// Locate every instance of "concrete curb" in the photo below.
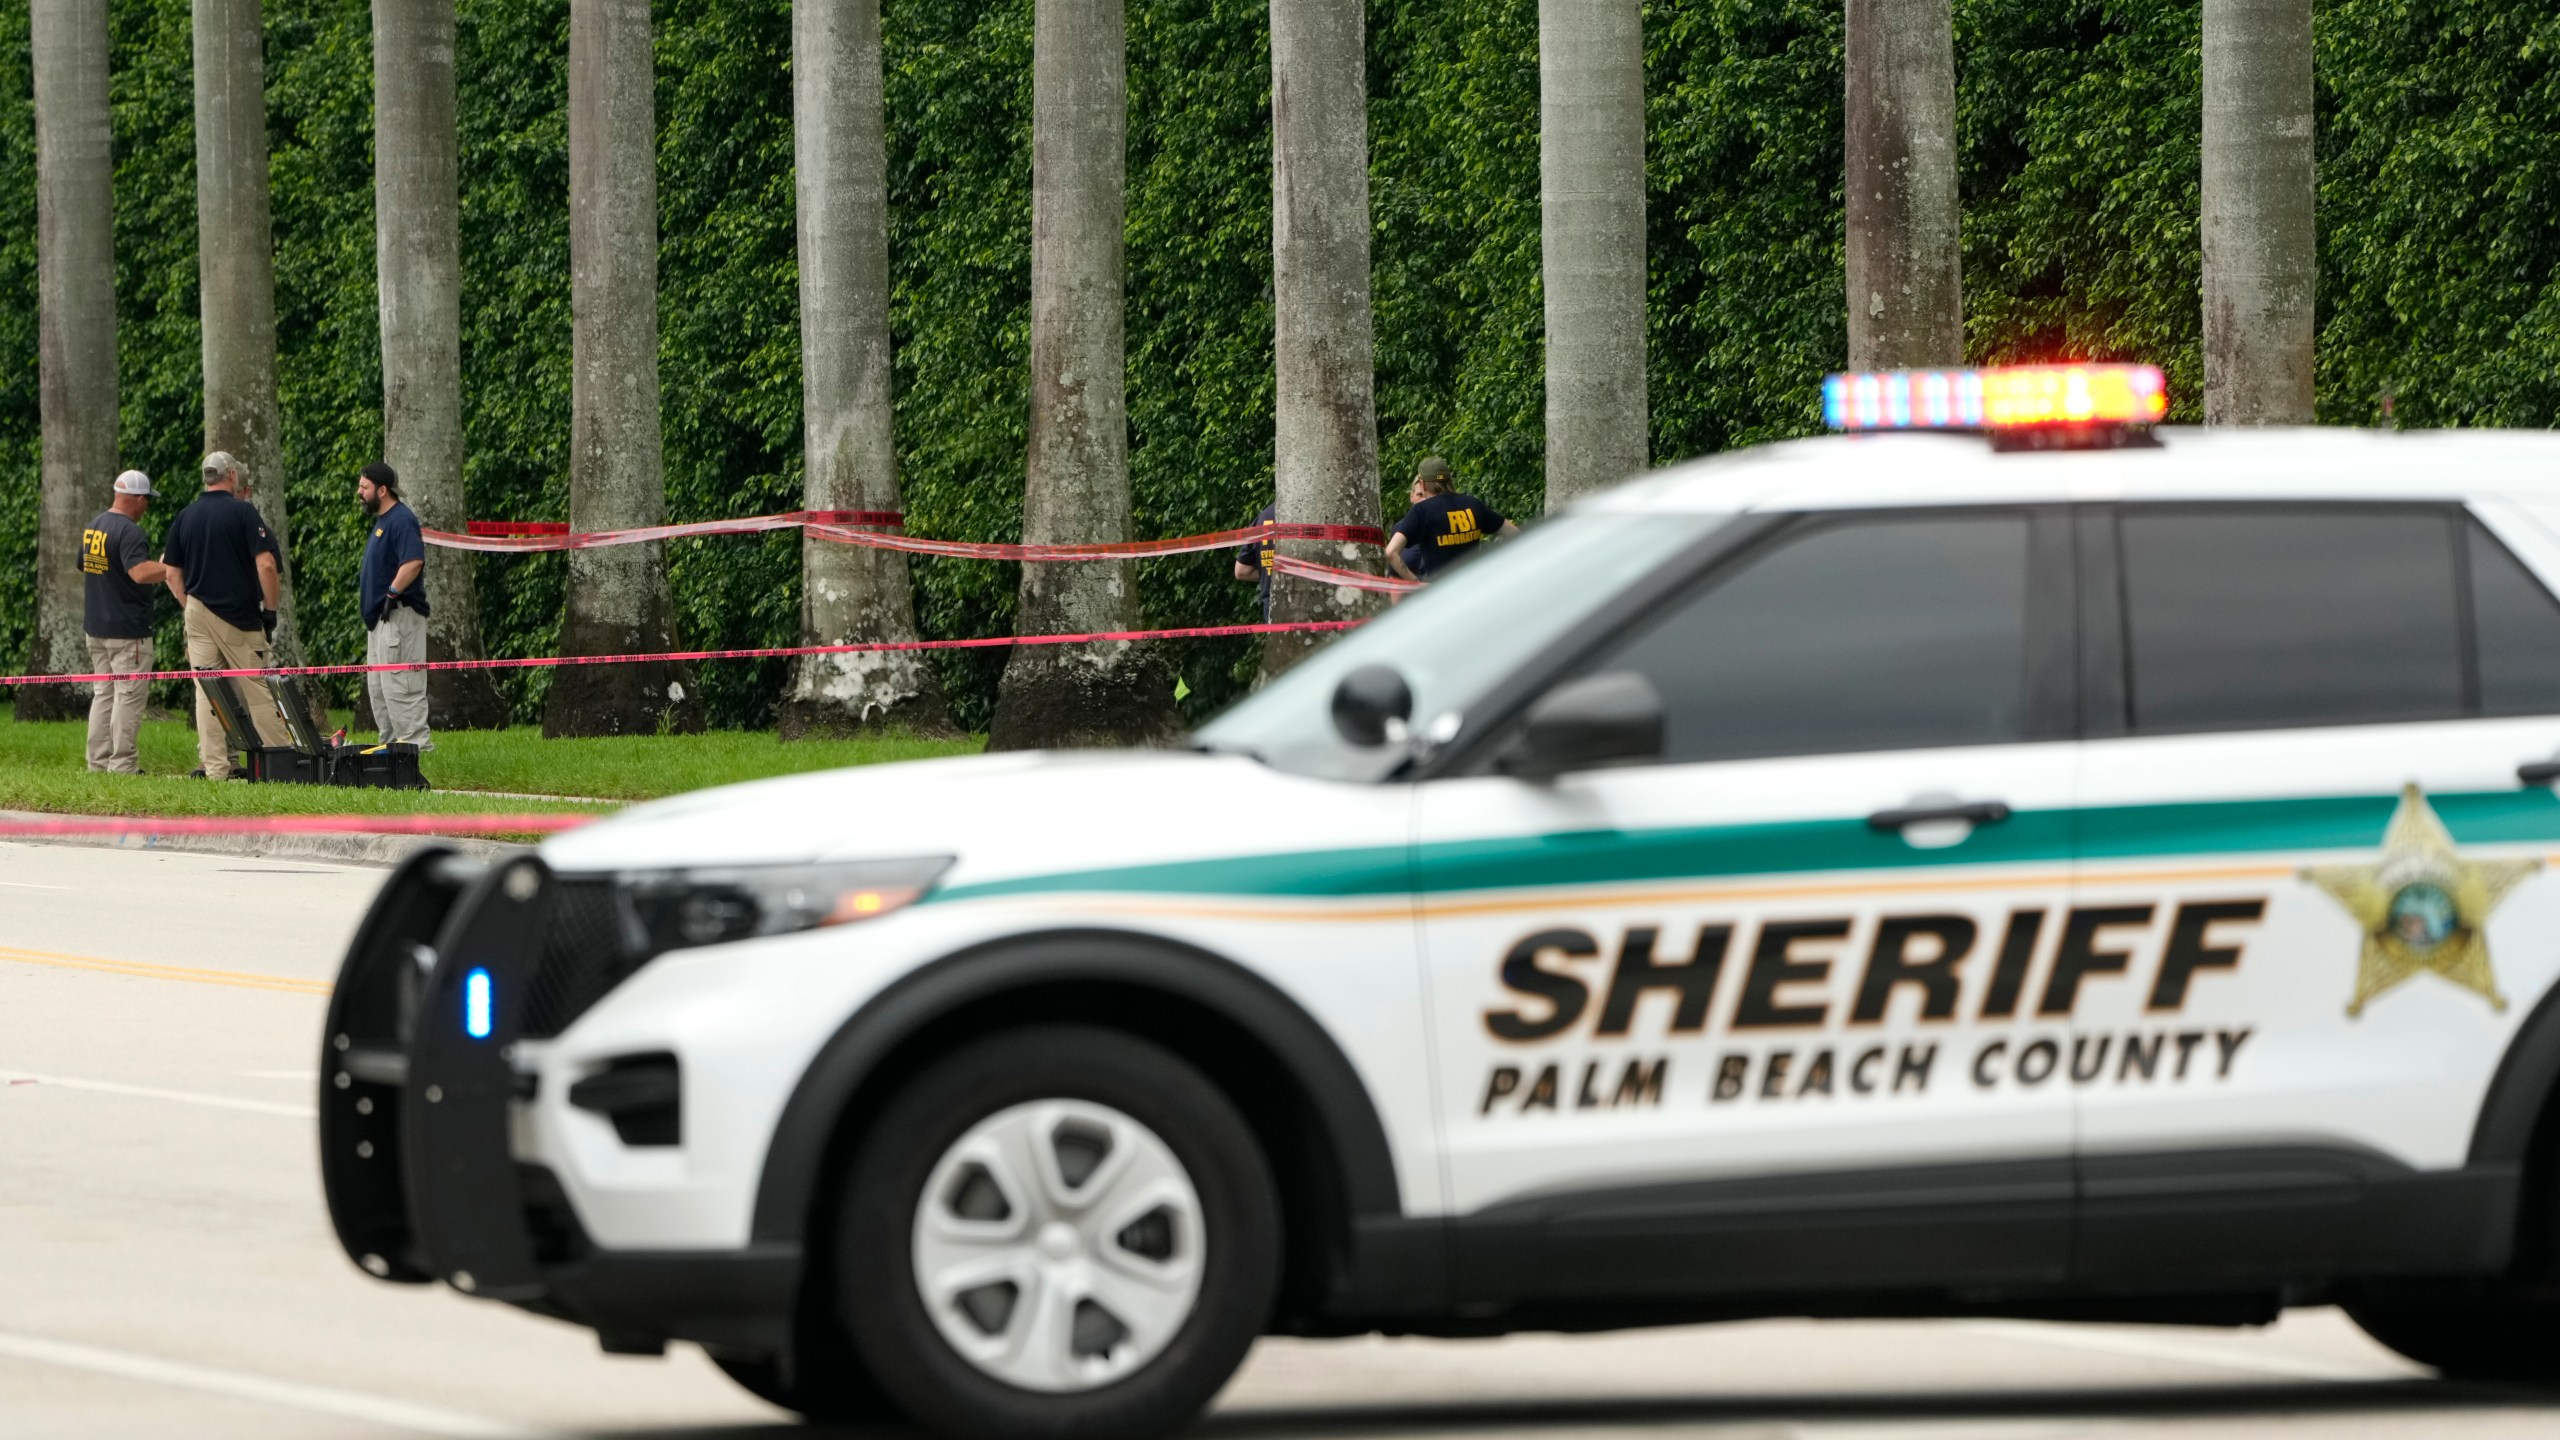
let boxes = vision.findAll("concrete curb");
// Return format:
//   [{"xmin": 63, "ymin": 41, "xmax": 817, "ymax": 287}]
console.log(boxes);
[{"xmin": 0, "ymin": 811, "xmax": 533, "ymax": 868}]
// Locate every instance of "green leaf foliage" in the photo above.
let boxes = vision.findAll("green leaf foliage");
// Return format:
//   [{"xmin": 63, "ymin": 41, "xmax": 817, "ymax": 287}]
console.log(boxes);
[
  {"xmin": 2315, "ymin": 3, "xmax": 2560, "ymax": 426},
  {"xmin": 0, "ymin": 3, "xmax": 33, "ymax": 679},
  {"xmin": 4, "ymin": 0, "xmax": 2557, "ymax": 728},
  {"xmin": 1956, "ymin": 0, "xmax": 2204, "ymax": 412}
]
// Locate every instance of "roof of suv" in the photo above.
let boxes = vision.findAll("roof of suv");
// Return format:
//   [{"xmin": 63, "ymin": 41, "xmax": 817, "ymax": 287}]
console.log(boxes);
[{"xmin": 1595, "ymin": 427, "xmax": 2560, "ymax": 516}]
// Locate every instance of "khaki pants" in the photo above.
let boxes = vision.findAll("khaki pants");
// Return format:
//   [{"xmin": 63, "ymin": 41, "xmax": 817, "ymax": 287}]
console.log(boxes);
[
  {"xmin": 184, "ymin": 598, "xmax": 288, "ymax": 778},
  {"xmin": 365, "ymin": 605, "xmax": 432, "ymax": 748},
  {"xmin": 83, "ymin": 635, "xmax": 151, "ymax": 773}
]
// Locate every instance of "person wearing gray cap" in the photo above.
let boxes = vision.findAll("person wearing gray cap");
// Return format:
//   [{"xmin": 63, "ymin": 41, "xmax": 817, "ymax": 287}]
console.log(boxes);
[
  {"xmin": 160, "ymin": 451, "xmax": 289, "ymax": 777},
  {"xmin": 80, "ymin": 470, "xmax": 168, "ymax": 773}
]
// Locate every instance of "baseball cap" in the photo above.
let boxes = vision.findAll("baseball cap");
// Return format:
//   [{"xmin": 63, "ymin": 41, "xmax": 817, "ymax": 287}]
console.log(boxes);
[
  {"xmin": 201, "ymin": 450, "xmax": 241, "ymax": 483},
  {"xmin": 112, "ymin": 469, "xmax": 153, "ymax": 497},
  {"xmin": 1415, "ymin": 456, "xmax": 1453, "ymax": 484}
]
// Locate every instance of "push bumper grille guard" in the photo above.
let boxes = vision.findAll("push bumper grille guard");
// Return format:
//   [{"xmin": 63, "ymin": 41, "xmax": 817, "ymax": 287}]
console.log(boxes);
[{"xmin": 317, "ymin": 848, "xmax": 798, "ymax": 1356}]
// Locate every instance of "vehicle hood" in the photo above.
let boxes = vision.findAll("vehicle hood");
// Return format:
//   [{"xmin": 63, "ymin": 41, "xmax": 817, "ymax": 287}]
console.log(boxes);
[{"xmin": 537, "ymin": 748, "xmax": 1332, "ymax": 890}]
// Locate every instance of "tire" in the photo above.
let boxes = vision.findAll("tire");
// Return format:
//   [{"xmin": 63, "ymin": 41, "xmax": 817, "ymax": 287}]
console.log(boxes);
[
  {"xmin": 2346, "ymin": 1292, "xmax": 2560, "ymax": 1383},
  {"xmin": 836, "ymin": 1024, "xmax": 1280, "ymax": 1440},
  {"xmin": 710, "ymin": 1336, "xmax": 902, "ymax": 1424},
  {"xmin": 710, "ymin": 1352, "xmax": 795, "ymax": 1408}
]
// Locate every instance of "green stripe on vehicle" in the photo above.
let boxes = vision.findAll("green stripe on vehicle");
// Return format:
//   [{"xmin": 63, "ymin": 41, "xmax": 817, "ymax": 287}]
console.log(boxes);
[
  {"xmin": 1406, "ymin": 808, "xmax": 2080, "ymax": 895},
  {"xmin": 2076, "ymin": 789, "xmax": 2560, "ymax": 860},
  {"xmin": 927, "ymin": 786, "xmax": 2560, "ymax": 904}
]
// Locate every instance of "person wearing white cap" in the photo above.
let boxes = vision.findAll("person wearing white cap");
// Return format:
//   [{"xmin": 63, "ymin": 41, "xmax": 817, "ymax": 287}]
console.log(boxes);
[{"xmin": 79, "ymin": 470, "xmax": 168, "ymax": 773}]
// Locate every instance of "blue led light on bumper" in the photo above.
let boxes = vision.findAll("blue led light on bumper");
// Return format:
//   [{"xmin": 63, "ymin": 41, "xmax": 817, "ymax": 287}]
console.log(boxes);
[{"xmin": 463, "ymin": 967, "xmax": 494, "ymax": 1040}]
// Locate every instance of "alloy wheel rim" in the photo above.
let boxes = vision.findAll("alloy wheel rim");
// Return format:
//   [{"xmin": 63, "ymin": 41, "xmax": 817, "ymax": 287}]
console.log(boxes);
[{"xmin": 911, "ymin": 1098, "xmax": 1207, "ymax": 1393}]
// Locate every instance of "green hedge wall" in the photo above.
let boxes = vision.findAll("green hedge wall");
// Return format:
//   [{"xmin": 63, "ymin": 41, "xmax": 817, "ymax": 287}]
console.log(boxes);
[{"xmin": 2, "ymin": 0, "xmax": 2557, "ymax": 730}]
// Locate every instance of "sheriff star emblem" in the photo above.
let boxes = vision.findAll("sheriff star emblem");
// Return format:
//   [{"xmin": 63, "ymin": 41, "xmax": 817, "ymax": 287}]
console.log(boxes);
[{"xmin": 2301, "ymin": 784, "xmax": 2539, "ymax": 1017}]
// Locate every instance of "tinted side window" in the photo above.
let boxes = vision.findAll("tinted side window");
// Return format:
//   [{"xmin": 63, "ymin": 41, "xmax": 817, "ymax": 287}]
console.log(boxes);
[
  {"xmin": 2120, "ymin": 508, "xmax": 2461, "ymax": 733},
  {"xmin": 1594, "ymin": 514, "xmax": 2031, "ymax": 762},
  {"xmin": 2472, "ymin": 521, "xmax": 2560, "ymax": 715}
]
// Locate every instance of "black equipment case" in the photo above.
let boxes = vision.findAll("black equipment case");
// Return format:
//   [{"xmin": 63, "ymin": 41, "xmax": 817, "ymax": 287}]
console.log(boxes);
[
  {"xmin": 199, "ymin": 673, "xmax": 325, "ymax": 783},
  {"xmin": 335, "ymin": 742, "xmax": 429, "ymax": 791},
  {"xmin": 197, "ymin": 672, "xmax": 429, "ymax": 789}
]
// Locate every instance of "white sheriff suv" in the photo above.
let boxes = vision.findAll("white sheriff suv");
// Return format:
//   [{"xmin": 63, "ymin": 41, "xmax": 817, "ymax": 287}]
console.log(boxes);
[{"xmin": 323, "ymin": 368, "xmax": 2560, "ymax": 1438}]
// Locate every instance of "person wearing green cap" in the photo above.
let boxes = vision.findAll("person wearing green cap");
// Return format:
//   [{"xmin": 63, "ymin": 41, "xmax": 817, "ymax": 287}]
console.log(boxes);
[{"xmin": 1384, "ymin": 456, "xmax": 1519, "ymax": 583}]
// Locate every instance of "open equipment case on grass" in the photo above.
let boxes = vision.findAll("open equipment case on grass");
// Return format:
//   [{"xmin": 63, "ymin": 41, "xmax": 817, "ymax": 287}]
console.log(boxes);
[{"xmin": 199, "ymin": 673, "xmax": 429, "ymax": 790}]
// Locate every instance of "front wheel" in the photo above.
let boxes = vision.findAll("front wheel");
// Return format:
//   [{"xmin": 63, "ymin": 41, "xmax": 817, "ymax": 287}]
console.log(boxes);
[
  {"xmin": 2346, "ymin": 1290, "xmax": 2560, "ymax": 1383},
  {"xmin": 836, "ymin": 1025, "xmax": 1280, "ymax": 1440},
  {"xmin": 709, "ymin": 1336, "xmax": 900, "ymax": 1423}
]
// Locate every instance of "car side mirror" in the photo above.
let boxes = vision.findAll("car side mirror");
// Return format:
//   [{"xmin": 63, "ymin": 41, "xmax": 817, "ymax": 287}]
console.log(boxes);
[
  {"xmin": 1500, "ymin": 671, "xmax": 1663, "ymax": 778},
  {"xmin": 1331, "ymin": 664, "xmax": 1414, "ymax": 747}
]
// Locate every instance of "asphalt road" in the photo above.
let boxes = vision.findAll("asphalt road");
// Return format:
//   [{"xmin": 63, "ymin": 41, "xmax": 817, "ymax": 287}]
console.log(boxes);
[{"xmin": 2, "ymin": 840, "xmax": 2555, "ymax": 1439}]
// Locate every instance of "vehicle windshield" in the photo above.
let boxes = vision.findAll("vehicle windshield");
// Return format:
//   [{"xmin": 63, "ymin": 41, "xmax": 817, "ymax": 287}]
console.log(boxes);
[{"xmin": 1195, "ymin": 510, "xmax": 1731, "ymax": 780}]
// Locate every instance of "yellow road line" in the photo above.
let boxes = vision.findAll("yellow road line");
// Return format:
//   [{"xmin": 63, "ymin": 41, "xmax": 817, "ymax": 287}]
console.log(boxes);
[{"xmin": 0, "ymin": 944, "xmax": 331, "ymax": 997}]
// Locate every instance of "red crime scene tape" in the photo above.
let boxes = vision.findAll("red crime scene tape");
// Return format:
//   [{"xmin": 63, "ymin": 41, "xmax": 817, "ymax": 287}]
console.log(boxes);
[
  {"xmin": 1270, "ymin": 554, "xmax": 1422, "ymax": 594},
  {"xmin": 801, "ymin": 520, "xmax": 1387, "ymax": 563},
  {"xmin": 432, "ymin": 513, "xmax": 1383, "ymax": 557},
  {"xmin": 0, "ymin": 620, "xmax": 1363, "ymax": 688},
  {"xmin": 463, "ymin": 520, "xmax": 571, "ymax": 536},
  {"xmin": 0, "ymin": 813, "xmax": 596, "ymax": 838},
  {"xmin": 451, "ymin": 510, "xmax": 908, "ymax": 545},
  {"xmin": 6, "ymin": 512, "xmax": 1409, "ymax": 687}
]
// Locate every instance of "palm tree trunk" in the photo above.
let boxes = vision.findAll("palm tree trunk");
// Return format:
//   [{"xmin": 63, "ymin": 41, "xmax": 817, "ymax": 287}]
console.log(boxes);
[
  {"xmin": 374, "ymin": 0, "xmax": 507, "ymax": 728},
  {"xmin": 546, "ymin": 0, "xmax": 696, "ymax": 737},
  {"xmin": 195, "ymin": 0, "xmax": 311, "ymax": 681},
  {"xmin": 26, "ymin": 0, "xmax": 116, "ymax": 723},
  {"xmin": 1843, "ymin": 0, "xmax": 1961, "ymax": 370},
  {"xmin": 779, "ymin": 0, "xmax": 955, "ymax": 740},
  {"xmin": 987, "ymin": 0, "xmax": 1177, "ymax": 749},
  {"xmin": 1540, "ymin": 0, "xmax": 1646, "ymax": 509},
  {"xmin": 1263, "ymin": 0, "xmax": 1383, "ymax": 678},
  {"xmin": 2201, "ymin": 0, "xmax": 2314, "ymax": 423}
]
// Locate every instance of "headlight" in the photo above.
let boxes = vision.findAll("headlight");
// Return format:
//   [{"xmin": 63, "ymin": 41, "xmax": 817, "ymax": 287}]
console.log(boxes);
[{"xmin": 616, "ymin": 856, "xmax": 954, "ymax": 956}]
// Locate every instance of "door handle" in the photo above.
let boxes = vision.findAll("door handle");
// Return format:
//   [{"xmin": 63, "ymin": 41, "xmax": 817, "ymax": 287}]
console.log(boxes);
[
  {"xmin": 2520, "ymin": 760, "xmax": 2560, "ymax": 787},
  {"xmin": 1868, "ymin": 800, "xmax": 2013, "ymax": 831}
]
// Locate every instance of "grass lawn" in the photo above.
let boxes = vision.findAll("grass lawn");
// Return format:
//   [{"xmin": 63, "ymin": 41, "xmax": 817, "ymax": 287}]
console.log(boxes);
[{"xmin": 0, "ymin": 708, "xmax": 981, "ymax": 818}]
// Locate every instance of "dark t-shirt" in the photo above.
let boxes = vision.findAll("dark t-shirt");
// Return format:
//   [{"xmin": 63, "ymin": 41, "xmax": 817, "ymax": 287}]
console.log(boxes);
[
  {"xmin": 1391, "ymin": 492, "xmax": 1507, "ymax": 577},
  {"xmin": 360, "ymin": 501, "xmax": 431, "ymax": 628},
  {"xmin": 81, "ymin": 510, "xmax": 155, "ymax": 640},
  {"xmin": 1236, "ymin": 502, "xmax": 1276, "ymax": 620},
  {"xmin": 162, "ymin": 490, "xmax": 280, "ymax": 631}
]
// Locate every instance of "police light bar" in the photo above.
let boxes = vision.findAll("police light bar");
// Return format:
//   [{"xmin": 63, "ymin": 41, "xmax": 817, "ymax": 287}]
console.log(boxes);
[{"xmin": 1823, "ymin": 364, "xmax": 2169, "ymax": 440}]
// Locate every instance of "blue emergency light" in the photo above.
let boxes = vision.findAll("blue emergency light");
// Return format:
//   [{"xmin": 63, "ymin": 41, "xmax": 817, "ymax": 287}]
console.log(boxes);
[{"xmin": 463, "ymin": 966, "xmax": 494, "ymax": 1040}]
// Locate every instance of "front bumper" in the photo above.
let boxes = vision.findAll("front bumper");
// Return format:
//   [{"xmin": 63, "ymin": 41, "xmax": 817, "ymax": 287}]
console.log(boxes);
[{"xmin": 316, "ymin": 847, "xmax": 799, "ymax": 1355}]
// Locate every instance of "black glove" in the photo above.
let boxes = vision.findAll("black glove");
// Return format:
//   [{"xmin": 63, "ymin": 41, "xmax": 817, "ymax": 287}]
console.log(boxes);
[{"xmin": 259, "ymin": 607, "xmax": 277, "ymax": 639}]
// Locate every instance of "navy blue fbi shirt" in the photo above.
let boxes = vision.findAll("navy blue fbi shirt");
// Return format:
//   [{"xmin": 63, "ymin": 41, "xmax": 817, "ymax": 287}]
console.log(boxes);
[
  {"xmin": 1236, "ymin": 502, "xmax": 1276, "ymax": 620},
  {"xmin": 81, "ymin": 510, "xmax": 155, "ymax": 639},
  {"xmin": 360, "ymin": 501, "xmax": 431, "ymax": 629},
  {"xmin": 1392, "ymin": 492, "xmax": 1507, "ymax": 577},
  {"xmin": 163, "ymin": 490, "xmax": 281, "ymax": 632}
]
